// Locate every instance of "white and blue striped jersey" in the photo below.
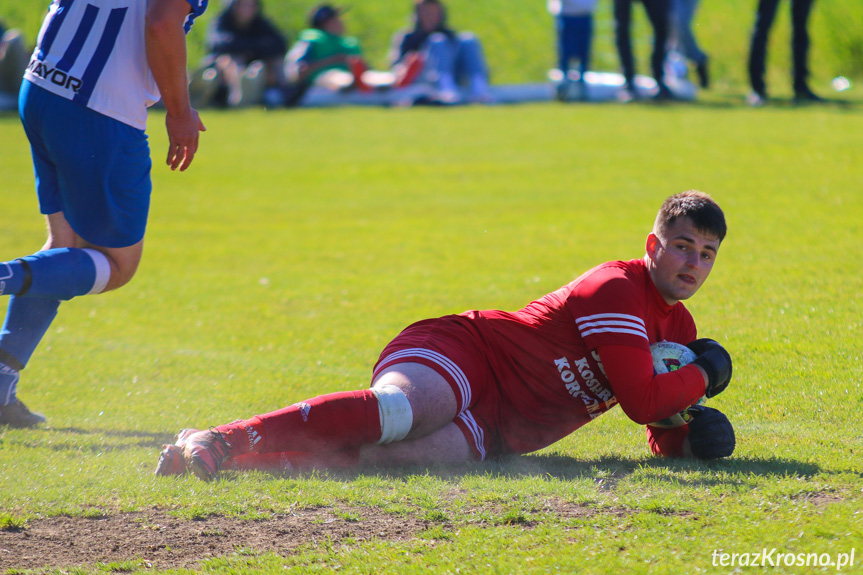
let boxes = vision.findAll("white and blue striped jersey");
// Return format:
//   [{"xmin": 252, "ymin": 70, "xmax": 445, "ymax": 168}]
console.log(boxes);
[{"xmin": 24, "ymin": 0, "xmax": 207, "ymax": 130}]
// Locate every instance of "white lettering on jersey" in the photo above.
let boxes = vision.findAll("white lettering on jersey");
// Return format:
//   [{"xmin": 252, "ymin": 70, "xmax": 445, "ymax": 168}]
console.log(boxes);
[
  {"xmin": 26, "ymin": 61, "xmax": 83, "ymax": 92},
  {"xmin": 555, "ymin": 355, "xmax": 616, "ymax": 418}
]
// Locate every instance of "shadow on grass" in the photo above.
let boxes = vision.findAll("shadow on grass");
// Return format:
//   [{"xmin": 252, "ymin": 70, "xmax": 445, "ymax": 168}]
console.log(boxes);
[
  {"xmin": 4, "ymin": 426, "xmax": 840, "ymax": 486},
  {"xmin": 2, "ymin": 426, "xmax": 175, "ymax": 452},
  {"xmin": 681, "ymin": 94, "xmax": 862, "ymax": 111},
  {"xmin": 228, "ymin": 452, "xmax": 831, "ymax": 490},
  {"xmin": 365, "ymin": 453, "xmax": 821, "ymax": 483}
]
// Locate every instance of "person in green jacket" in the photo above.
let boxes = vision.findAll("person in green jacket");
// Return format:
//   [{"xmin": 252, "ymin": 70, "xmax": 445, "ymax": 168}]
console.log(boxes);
[{"xmin": 284, "ymin": 4, "xmax": 376, "ymax": 103}]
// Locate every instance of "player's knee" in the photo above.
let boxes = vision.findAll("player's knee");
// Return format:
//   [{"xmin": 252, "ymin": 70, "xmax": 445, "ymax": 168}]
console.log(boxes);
[
  {"xmin": 103, "ymin": 264, "xmax": 138, "ymax": 291},
  {"xmin": 99, "ymin": 247, "xmax": 143, "ymax": 292},
  {"xmin": 371, "ymin": 384, "xmax": 414, "ymax": 445}
]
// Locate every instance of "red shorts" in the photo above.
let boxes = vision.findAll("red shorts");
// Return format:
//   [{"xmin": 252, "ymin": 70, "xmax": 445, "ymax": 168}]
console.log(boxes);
[{"xmin": 372, "ymin": 315, "xmax": 572, "ymax": 460}]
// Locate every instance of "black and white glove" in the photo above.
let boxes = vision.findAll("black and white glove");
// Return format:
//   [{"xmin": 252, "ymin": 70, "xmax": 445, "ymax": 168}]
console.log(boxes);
[
  {"xmin": 686, "ymin": 405, "xmax": 735, "ymax": 459},
  {"xmin": 687, "ymin": 338, "xmax": 732, "ymax": 398}
]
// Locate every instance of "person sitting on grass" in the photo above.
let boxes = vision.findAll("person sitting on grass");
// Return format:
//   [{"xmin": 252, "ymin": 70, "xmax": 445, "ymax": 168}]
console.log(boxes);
[
  {"xmin": 282, "ymin": 4, "xmax": 393, "ymax": 106},
  {"xmin": 389, "ymin": 0, "xmax": 493, "ymax": 104},
  {"xmin": 190, "ymin": 0, "xmax": 289, "ymax": 108},
  {"xmin": 157, "ymin": 191, "xmax": 735, "ymax": 480}
]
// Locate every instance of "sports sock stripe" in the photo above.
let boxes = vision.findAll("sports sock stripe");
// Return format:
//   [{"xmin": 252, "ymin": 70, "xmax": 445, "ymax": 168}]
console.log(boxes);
[{"xmin": 82, "ymin": 248, "xmax": 111, "ymax": 294}]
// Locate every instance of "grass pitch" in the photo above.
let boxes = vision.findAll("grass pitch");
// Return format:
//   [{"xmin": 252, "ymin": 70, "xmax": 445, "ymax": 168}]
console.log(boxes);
[{"xmin": 0, "ymin": 98, "xmax": 862, "ymax": 573}]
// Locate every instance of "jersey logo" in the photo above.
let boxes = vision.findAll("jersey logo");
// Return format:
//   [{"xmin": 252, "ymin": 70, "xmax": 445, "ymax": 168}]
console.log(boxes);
[
  {"xmin": 295, "ymin": 402, "xmax": 312, "ymax": 422},
  {"xmin": 245, "ymin": 427, "xmax": 262, "ymax": 450},
  {"xmin": 27, "ymin": 58, "xmax": 83, "ymax": 92},
  {"xmin": 31, "ymin": 3, "xmax": 128, "ymax": 106}
]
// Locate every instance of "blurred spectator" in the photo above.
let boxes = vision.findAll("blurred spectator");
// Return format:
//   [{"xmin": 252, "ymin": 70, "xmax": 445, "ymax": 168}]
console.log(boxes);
[
  {"xmin": 0, "ymin": 19, "xmax": 28, "ymax": 98},
  {"xmin": 284, "ymin": 4, "xmax": 388, "ymax": 105},
  {"xmin": 390, "ymin": 0, "xmax": 492, "ymax": 104},
  {"xmin": 747, "ymin": 0, "xmax": 822, "ymax": 106},
  {"xmin": 547, "ymin": 0, "xmax": 598, "ymax": 102},
  {"xmin": 190, "ymin": 0, "xmax": 288, "ymax": 108},
  {"xmin": 667, "ymin": 0, "xmax": 709, "ymax": 88},
  {"xmin": 613, "ymin": 0, "xmax": 672, "ymax": 101}
]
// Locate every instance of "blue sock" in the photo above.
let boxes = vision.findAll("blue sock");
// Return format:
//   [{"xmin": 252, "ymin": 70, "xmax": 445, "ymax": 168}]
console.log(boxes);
[
  {"xmin": 0, "ymin": 295, "xmax": 61, "ymax": 371},
  {"xmin": 0, "ymin": 363, "xmax": 19, "ymax": 405},
  {"xmin": 0, "ymin": 248, "xmax": 111, "ymax": 300}
]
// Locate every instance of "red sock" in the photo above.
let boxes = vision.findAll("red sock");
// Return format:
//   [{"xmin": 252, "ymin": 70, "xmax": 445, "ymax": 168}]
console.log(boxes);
[
  {"xmin": 348, "ymin": 57, "xmax": 372, "ymax": 92},
  {"xmin": 215, "ymin": 389, "xmax": 381, "ymax": 458},
  {"xmin": 225, "ymin": 448, "xmax": 361, "ymax": 472}
]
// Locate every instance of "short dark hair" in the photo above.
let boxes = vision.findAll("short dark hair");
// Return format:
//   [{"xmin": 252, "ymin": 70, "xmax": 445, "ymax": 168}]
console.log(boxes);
[
  {"xmin": 654, "ymin": 190, "xmax": 726, "ymax": 243},
  {"xmin": 309, "ymin": 4, "xmax": 342, "ymax": 29}
]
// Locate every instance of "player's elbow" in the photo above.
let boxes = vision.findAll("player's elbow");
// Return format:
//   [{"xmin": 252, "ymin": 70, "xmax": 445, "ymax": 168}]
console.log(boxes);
[
  {"xmin": 145, "ymin": 4, "xmax": 182, "ymax": 43},
  {"xmin": 617, "ymin": 402, "xmax": 658, "ymax": 426}
]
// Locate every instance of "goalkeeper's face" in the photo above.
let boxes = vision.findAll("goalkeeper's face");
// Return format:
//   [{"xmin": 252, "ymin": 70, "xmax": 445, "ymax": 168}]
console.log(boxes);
[{"xmin": 645, "ymin": 216, "xmax": 720, "ymax": 305}]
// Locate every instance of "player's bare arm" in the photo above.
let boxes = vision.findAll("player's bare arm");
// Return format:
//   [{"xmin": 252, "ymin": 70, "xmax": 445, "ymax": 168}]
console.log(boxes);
[{"xmin": 145, "ymin": 0, "xmax": 206, "ymax": 172}]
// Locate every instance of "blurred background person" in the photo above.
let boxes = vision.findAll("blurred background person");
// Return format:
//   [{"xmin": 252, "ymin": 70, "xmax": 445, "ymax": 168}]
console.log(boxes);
[
  {"xmin": 390, "ymin": 0, "xmax": 492, "ymax": 104},
  {"xmin": 547, "ymin": 0, "xmax": 598, "ymax": 102},
  {"xmin": 747, "ymin": 0, "xmax": 822, "ymax": 106},
  {"xmin": 667, "ymin": 0, "xmax": 709, "ymax": 89},
  {"xmin": 0, "ymin": 18, "xmax": 28, "ymax": 103},
  {"xmin": 613, "ymin": 0, "xmax": 672, "ymax": 101},
  {"xmin": 284, "ymin": 4, "xmax": 387, "ymax": 105},
  {"xmin": 191, "ymin": 0, "xmax": 288, "ymax": 108}
]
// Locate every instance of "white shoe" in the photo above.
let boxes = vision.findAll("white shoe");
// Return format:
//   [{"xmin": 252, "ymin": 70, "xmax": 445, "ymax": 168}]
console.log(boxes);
[{"xmin": 433, "ymin": 89, "xmax": 461, "ymax": 105}]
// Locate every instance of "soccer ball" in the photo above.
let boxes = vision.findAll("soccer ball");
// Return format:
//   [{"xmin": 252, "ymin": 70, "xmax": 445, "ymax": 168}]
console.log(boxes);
[
  {"xmin": 649, "ymin": 341, "xmax": 704, "ymax": 428},
  {"xmin": 651, "ymin": 341, "xmax": 696, "ymax": 375}
]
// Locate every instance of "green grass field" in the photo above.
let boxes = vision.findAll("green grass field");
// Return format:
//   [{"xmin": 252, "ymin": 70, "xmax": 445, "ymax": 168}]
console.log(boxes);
[
  {"xmin": 1, "ymin": 3, "xmax": 863, "ymax": 570},
  {"xmin": 1, "ymin": 94, "xmax": 862, "ymax": 573}
]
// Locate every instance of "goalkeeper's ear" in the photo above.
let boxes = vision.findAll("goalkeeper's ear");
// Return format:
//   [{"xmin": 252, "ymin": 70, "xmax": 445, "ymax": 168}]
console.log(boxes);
[{"xmin": 684, "ymin": 405, "xmax": 735, "ymax": 459}]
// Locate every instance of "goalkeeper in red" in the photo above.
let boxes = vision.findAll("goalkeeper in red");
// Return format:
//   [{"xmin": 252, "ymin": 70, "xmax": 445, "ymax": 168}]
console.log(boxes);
[{"xmin": 157, "ymin": 190, "xmax": 735, "ymax": 480}]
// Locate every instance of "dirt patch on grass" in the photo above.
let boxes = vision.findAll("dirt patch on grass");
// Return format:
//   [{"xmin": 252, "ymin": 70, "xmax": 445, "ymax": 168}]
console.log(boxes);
[
  {"xmin": 0, "ymin": 506, "xmax": 427, "ymax": 572},
  {"xmin": 0, "ymin": 499, "xmax": 608, "ymax": 572}
]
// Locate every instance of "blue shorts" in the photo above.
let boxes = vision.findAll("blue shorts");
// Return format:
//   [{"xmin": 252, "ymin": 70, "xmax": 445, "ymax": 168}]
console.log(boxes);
[{"xmin": 19, "ymin": 80, "xmax": 152, "ymax": 248}]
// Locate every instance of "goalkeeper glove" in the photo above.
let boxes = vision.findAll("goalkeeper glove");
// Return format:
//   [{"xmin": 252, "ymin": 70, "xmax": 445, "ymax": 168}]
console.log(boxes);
[
  {"xmin": 686, "ymin": 405, "xmax": 735, "ymax": 459},
  {"xmin": 687, "ymin": 338, "xmax": 732, "ymax": 398}
]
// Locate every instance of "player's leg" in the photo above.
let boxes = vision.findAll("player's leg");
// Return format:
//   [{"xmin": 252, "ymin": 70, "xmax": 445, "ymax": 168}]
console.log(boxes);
[
  {"xmin": 158, "ymin": 422, "xmax": 474, "ymax": 476},
  {"xmin": 1, "ymin": 81, "xmax": 151, "ymax": 427},
  {"xmin": 0, "ymin": 212, "xmax": 142, "ymax": 299},
  {"xmin": 0, "ymin": 214, "xmax": 143, "ymax": 427},
  {"xmin": 358, "ymin": 421, "xmax": 474, "ymax": 466},
  {"xmin": 177, "ymin": 362, "xmax": 460, "ymax": 480},
  {"xmin": 14, "ymin": 82, "xmax": 149, "ymax": 296}
]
